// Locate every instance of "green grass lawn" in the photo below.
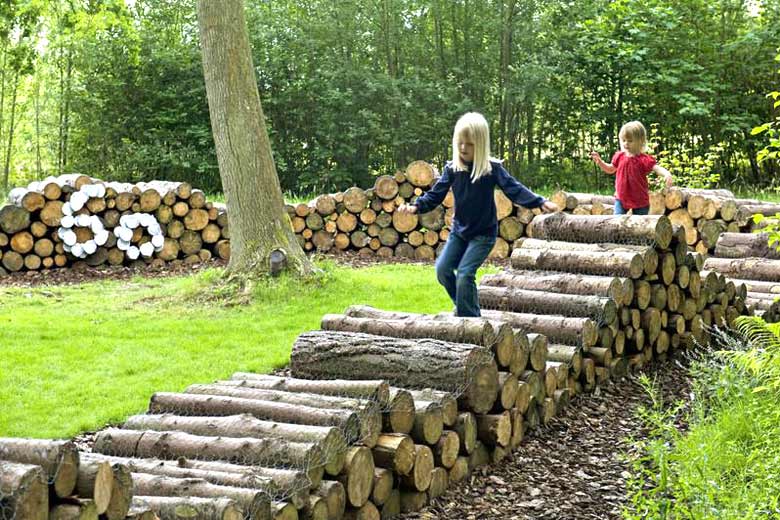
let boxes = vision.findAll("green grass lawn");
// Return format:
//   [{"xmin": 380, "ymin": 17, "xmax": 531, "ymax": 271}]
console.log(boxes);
[{"xmin": 0, "ymin": 261, "xmax": 497, "ymax": 439}]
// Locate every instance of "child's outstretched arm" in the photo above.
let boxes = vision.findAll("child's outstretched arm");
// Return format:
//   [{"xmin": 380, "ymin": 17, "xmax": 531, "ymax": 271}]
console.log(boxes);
[
  {"xmin": 652, "ymin": 164, "xmax": 674, "ymax": 188},
  {"xmin": 495, "ymin": 166, "xmax": 558, "ymax": 213},
  {"xmin": 398, "ymin": 167, "xmax": 454, "ymax": 215},
  {"xmin": 590, "ymin": 151, "xmax": 616, "ymax": 174}
]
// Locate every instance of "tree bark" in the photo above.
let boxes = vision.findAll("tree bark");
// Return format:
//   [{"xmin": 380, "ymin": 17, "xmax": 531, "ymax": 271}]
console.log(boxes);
[
  {"xmin": 0, "ymin": 438, "xmax": 79, "ymax": 498},
  {"xmin": 80, "ymin": 453, "xmax": 294, "ymax": 507},
  {"xmin": 167, "ymin": 457, "xmax": 315, "ymax": 493},
  {"xmin": 0, "ymin": 461, "xmax": 48, "ymax": 520},
  {"xmin": 527, "ymin": 213, "xmax": 673, "ymax": 248},
  {"xmin": 478, "ymin": 286, "xmax": 618, "ymax": 324},
  {"xmin": 703, "ymin": 257, "xmax": 780, "ymax": 282},
  {"xmin": 480, "ymin": 269, "xmax": 628, "ymax": 305},
  {"xmin": 229, "ymin": 373, "xmax": 390, "ymax": 408},
  {"xmin": 320, "ymin": 314, "xmax": 515, "ymax": 370},
  {"xmin": 510, "ymin": 247, "xmax": 645, "ymax": 279},
  {"xmin": 182, "ymin": 383, "xmax": 380, "ymax": 449},
  {"xmin": 290, "ymin": 331, "xmax": 498, "ymax": 414},
  {"xmin": 93, "ymin": 429, "xmax": 322, "ymax": 477},
  {"xmin": 122, "ymin": 412, "xmax": 346, "ymax": 477},
  {"xmin": 715, "ymin": 232, "xmax": 779, "ymax": 259},
  {"xmin": 148, "ymin": 392, "xmax": 360, "ymax": 442},
  {"xmin": 197, "ymin": 0, "xmax": 311, "ymax": 276},
  {"xmin": 130, "ymin": 496, "xmax": 242, "ymax": 520},
  {"xmin": 130, "ymin": 472, "xmax": 271, "ymax": 520}
]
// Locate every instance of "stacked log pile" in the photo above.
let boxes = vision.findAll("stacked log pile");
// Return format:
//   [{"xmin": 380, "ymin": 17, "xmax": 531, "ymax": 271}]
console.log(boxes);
[
  {"xmin": 0, "ymin": 437, "xmax": 154, "ymax": 520},
  {"xmin": 1, "ymin": 175, "xmax": 229, "ymax": 275},
  {"xmin": 283, "ymin": 161, "xmax": 449, "ymax": 261},
  {"xmin": 285, "ymin": 311, "xmax": 560, "ymax": 517},
  {"xmin": 4, "ymin": 220, "xmax": 752, "ymax": 520},
  {"xmin": 286, "ymin": 166, "xmax": 780, "ymax": 260},
  {"xmin": 552, "ymin": 188, "xmax": 780, "ymax": 256},
  {"xmin": 704, "ymin": 232, "xmax": 780, "ymax": 322},
  {"xmin": 475, "ymin": 213, "xmax": 750, "ymax": 379},
  {"xmin": 6, "ymin": 166, "xmax": 779, "ymax": 274}
]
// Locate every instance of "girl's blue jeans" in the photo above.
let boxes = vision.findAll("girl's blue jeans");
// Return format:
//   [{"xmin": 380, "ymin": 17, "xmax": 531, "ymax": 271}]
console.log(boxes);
[
  {"xmin": 435, "ymin": 232, "xmax": 496, "ymax": 317},
  {"xmin": 615, "ymin": 199, "xmax": 649, "ymax": 215}
]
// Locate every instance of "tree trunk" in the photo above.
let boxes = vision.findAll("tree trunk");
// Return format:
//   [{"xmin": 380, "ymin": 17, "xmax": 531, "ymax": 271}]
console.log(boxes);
[
  {"xmin": 313, "ymin": 480, "xmax": 346, "ymax": 520},
  {"xmin": 399, "ymin": 445, "xmax": 433, "ymax": 492},
  {"xmin": 527, "ymin": 213, "xmax": 673, "ymax": 248},
  {"xmin": 371, "ymin": 434, "xmax": 415, "ymax": 476},
  {"xmin": 2, "ymin": 68, "xmax": 18, "ymax": 191},
  {"xmin": 74, "ymin": 460, "xmax": 113, "ymax": 515},
  {"xmin": 93, "ymin": 428, "xmax": 322, "ymax": 475},
  {"xmin": 48, "ymin": 500, "xmax": 99, "ymax": 520},
  {"xmin": 0, "ymin": 438, "xmax": 79, "ymax": 498},
  {"xmin": 454, "ymin": 413, "xmax": 477, "ymax": 455},
  {"xmin": 227, "ymin": 373, "xmax": 391, "ymax": 407},
  {"xmin": 130, "ymin": 496, "xmax": 242, "ymax": 520},
  {"xmin": 480, "ymin": 270, "xmax": 628, "ymax": 306},
  {"xmin": 715, "ymin": 232, "xmax": 778, "ymax": 259},
  {"xmin": 478, "ymin": 286, "xmax": 617, "ymax": 324},
  {"xmin": 168, "ymin": 457, "xmax": 315, "ymax": 493},
  {"xmin": 0, "ymin": 461, "xmax": 48, "ymax": 520},
  {"xmin": 197, "ymin": 0, "xmax": 311, "ymax": 276},
  {"xmin": 122, "ymin": 412, "xmax": 346, "ymax": 476},
  {"xmin": 510, "ymin": 247, "xmax": 645, "ymax": 279},
  {"xmin": 336, "ymin": 446, "xmax": 375, "ymax": 508},
  {"xmin": 129, "ymin": 472, "xmax": 270, "ymax": 520},
  {"xmin": 148, "ymin": 392, "xmax": 360, "ymax": 441},
  {"xmin": 83, "ymin": 453, "xmax": 299, "ymax": 509},
  {"xmin": 182, "ymin": 383, "xmax": 379, "ymax": 449},
  {"xmin": 703, "ymin": 257, "xmax": 780, "ymax": 282},
  {"xmin": 403, "ymin": 388, "xmax": 458, "ymax": 428},
  {"xmin": 290, "ymin": 331, "xmax": 499, "ymax": 414},
  {"xmin": 320, "ymin": 314, "xmax": 515, "ymax": 370}
]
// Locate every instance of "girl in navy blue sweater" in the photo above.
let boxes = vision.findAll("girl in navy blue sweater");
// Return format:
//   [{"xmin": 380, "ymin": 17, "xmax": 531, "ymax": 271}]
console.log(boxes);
[{"xmin": 398, "ymin": 112, "xmax": 557, "ymax": 317}]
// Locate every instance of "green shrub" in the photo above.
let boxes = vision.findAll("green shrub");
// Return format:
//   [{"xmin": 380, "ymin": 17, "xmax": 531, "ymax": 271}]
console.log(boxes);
[{"xmin": 624, "ymin": 318, "xmax": 780, "ymax": 519}]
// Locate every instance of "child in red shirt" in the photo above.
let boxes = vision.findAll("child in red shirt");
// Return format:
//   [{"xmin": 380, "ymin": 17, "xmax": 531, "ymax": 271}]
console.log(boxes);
[{"xmin": 590, "ymin": 121, "xmax": 673, "ymax": 214}]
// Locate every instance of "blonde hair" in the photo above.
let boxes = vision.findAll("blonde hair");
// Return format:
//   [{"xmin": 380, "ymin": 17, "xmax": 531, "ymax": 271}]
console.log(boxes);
[
  {"xmin": 619, "ymin": 121, "xmax": 648, "ymax": 154},
  {"xmin": 452, "ymin": 112, "xmax": 495, "ymax": 182}
]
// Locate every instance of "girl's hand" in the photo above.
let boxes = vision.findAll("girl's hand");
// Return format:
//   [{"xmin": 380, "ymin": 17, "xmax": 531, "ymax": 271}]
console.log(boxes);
[
  {"xmin": 397, "ymin": 203, "xmax": 418, "ymax": 214},
  {"xmin": 665, "ymin": 175, "xmax": 674, "ymax": 188},
  {"xmin": 589, "ymin": 151, "xmax": 602, "ymax": 163},
  {"xmin": 541, "ymin": 201, "xmax": 559, "ymax": 213}
]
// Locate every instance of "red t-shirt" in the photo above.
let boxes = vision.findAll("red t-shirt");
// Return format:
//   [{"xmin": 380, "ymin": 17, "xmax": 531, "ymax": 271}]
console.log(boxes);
[{"xmin": 611, "ymin": 151, "xmax": 657, "ymax": 209}]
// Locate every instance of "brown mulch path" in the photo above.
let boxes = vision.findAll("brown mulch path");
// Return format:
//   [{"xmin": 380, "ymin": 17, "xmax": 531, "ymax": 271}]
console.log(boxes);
[{"xmin": 403, "ymin": 358, "xmax": 692, "ymax": 520}]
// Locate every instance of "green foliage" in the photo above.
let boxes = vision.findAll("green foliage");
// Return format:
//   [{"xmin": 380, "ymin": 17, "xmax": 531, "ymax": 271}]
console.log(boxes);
[
  {"xmin": 624, "ymin": 319, "xmax": 780, "ymax": 519},
  {"xmin": 656, "ymin": 143, "xmax": 723, "ymax": 189},
  {"xmin": 0, "ymin": 261, "xmax": 498, "ymax": 438},
  {"xmin": 751, "ymin": 53, "xmax": 780, "ymax": 165},
  {"xmin": 752, "ymin": 213, "xmax": 780, "ymax": 253},
  {"xmin": 726, "ymin": 316, "xmax": 780, "ymax": 392}
]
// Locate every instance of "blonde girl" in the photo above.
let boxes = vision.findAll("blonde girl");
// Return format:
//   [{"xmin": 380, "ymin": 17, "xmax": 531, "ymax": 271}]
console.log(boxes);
[{"xmin": 398, "ymin": 112, "xmax": 557, "ymax": 317}]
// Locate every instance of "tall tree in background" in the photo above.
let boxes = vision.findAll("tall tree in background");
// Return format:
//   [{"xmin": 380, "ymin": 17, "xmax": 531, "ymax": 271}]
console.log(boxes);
[{"xmin": 196, "ymin": 0, "xmax": 312, "ymax": 277}]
